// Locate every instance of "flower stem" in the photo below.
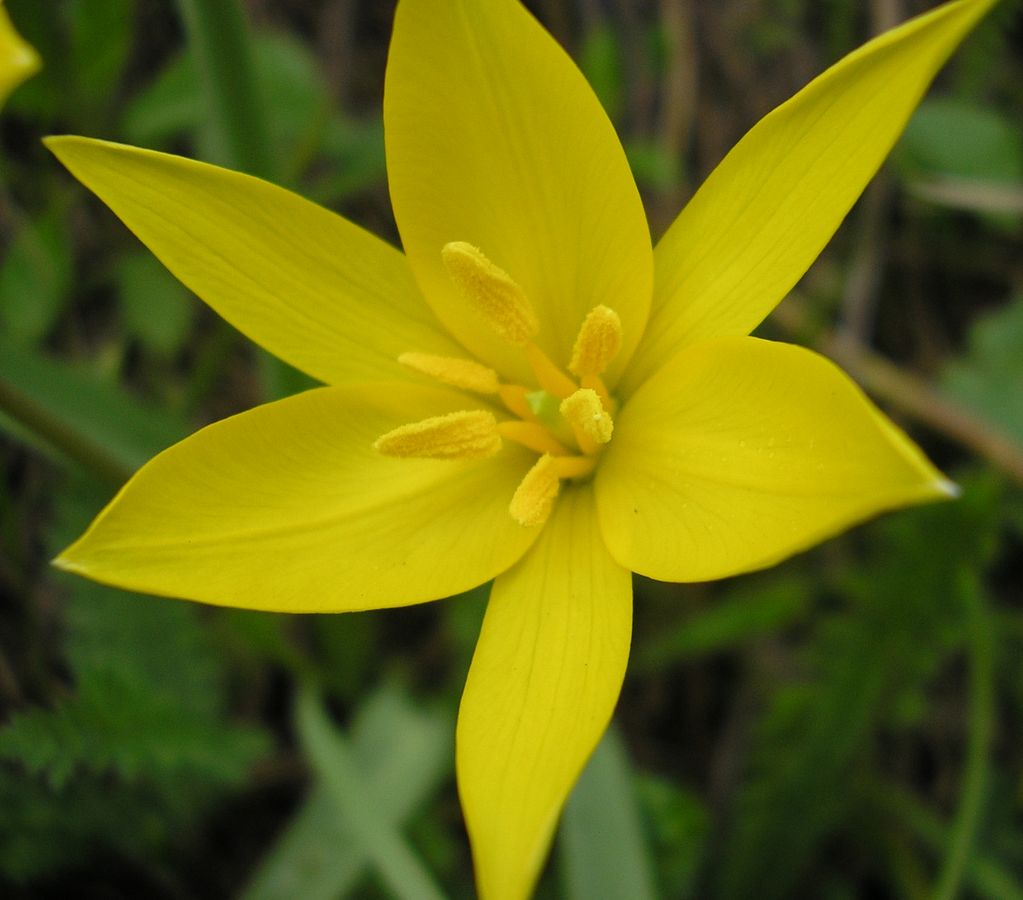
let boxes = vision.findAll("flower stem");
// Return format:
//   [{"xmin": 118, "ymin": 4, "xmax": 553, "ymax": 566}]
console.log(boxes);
[
  {"xmin": 0, "ymin": 377, "xmax": 130, "ymax": 485},
  {"xmin": 933, "ymin": 571, "xmax": 995, "ymax": 900},
  {"xmin": 173, "ymin": 0, "xmax": 276, "ymax": 180}
]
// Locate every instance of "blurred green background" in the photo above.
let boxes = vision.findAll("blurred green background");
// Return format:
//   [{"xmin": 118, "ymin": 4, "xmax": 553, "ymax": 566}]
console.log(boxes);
[{"xmin": 1, "ymin": 1, "xmax": 1022, "ymax": 897}]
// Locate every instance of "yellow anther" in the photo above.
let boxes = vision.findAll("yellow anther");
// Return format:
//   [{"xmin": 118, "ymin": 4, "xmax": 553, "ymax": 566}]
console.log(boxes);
[
  {"xmin": 398, "ymin": 352, "xmax": 500, "ymax": 395},
  {"xmin": 374, "ymin": 410, "xmax": 501, "ymax": 460},
  {"xmin": 509, "ymin": 455, "xmax": 562, "ymax": 527},
  {"xmin": 441, "ymin": 242, "xmax": 539, "ymax": 345},
  {"xmin": 560, "ymin": 388, "xmax": 613, "ymax": 453},
  {"xmin": 569, "ymin": 305, "xmax": 622, "ymax": 377}
]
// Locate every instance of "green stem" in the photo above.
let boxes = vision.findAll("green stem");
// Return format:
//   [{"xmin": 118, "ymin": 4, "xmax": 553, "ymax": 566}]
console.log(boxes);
[
  {"xmin": 0, "ymin": 377, "xmax": 130, "ymax": 485},
  {"xmin": 933, "ymin": 571, "xmax": 995, "ymax": 900},
  {"xmin": 873, "ymin": 784, "xmax": 1022, "ymax": 900},
  {"xmin": 173, "ymin": 0, "xmax": 275, "ymax": 180}
]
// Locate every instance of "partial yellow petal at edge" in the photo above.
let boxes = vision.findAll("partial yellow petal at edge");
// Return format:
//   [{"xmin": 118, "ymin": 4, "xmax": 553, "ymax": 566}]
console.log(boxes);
[
  {"xmin": 56, "ymin": 383, "xmax": 538, "ymax": 612},
  {"xmin": 457, "ymin": 487, "xmax": 632, "ymax": 900},
  {"xmin": 624, "ymin": 0, "xmax": 997, "ymax": 391},
  {"xmin": 0, "ymin": 1, "xmax": 39, "ymax": 107},
  {"xmin": 598, "ymin": 337, "xmax": 953, "ymax": 583}
]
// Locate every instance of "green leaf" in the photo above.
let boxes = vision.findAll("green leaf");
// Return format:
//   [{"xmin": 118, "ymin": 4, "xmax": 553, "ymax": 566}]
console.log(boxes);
[
  {"xmin": 943, "ymin": 296, "xmax": 1023, "ymax": 445},
  {"xmin": 560, "ymin": 725, "xmax": 658, "ymax": 900},
  {"xmin": 294, "ymin": 688, "xmax": 447, "ymax": 900},
  {"xmin": 0, "ymin": 209, "xmax": 73, "ymax": 345},
  {"xmin": 116, "ymin": 251, "xmax": 194, "ymax": 356},
  {"xmin": 121, "ymin": 32, "xmax": 331, "ymax": 184},
  {"xmin": 578, "ymin": 24, "xmax": 624, "ymax": 122},
  {"xmin": 635, "ymin": 574, "xmax": 810, "ymax": 672},
  {"xmin": 243, "ymin": 683, "xmax": 452, "ymax": 900},
  {"xmin": 0, "ymin": 337, "xmax": 187, "ymax": 480},
  {"xmin": 898, "ymin": 98, "xmax": 1023, "ymax": 222},
  {"xmin": 900, "ymin": 98, "xmax": 1023, "ymax": 185},
  {"xmin": 635, "ymin": 775, "xmax": 708, "ymax": 899},
  {"xmin": 68, "ymin": 0, "xmax": 136, "ymax": 119}
]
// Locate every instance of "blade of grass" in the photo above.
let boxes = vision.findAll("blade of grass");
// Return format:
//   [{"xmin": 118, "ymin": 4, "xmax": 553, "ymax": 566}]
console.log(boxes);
[
  {"xmin": 244, "ymin": 683, "xmax": 452, "ymax": 900},
  {"xmin": 172, "ymin": 0, "xmax": 274, "ymax": 180},
  {"xmin": 559, "ymin": 725, "xmax": 657, "ymax": 900},
  {"xmin": 295, "ymin": 687, "xmax": 446, "ymax": 900}
]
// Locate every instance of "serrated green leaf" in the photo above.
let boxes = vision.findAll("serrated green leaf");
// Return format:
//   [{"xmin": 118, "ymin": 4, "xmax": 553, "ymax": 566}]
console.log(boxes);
[{"xmin": 0, "ymin": 670, "xmax": 267, "ymax": 789}]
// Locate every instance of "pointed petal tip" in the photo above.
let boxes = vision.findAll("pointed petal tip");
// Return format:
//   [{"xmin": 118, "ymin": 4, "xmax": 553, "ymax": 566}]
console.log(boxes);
[
  {"xmin": 936, "ymin": 476, "xmax": 962, "ymax": 499},
  {"xmin": 50, "ymin": 548, "xmax": 81, "ymax": 573}
]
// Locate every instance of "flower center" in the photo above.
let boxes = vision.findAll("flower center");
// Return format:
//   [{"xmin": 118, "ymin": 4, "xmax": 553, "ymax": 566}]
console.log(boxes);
[{"xmin": 374, "ymin": 242, "xmax": 623, "ymax": 528}]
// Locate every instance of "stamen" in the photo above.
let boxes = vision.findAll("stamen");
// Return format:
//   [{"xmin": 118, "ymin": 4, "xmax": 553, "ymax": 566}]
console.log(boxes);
[
  {"xmin": 569, "ymin": 305, "xmax": 622, "ymax": 377},
  {"xmin": 549, "ymin": 455, "xmax": 597, "ymax": 479},
  {"xmin": 509, "ymin": 455, "xmax": 562, "ymax": 527},
  {"xmin": 441, "ymin": 242, "xmax": 539, "ymax": 345},
  {"xmin": 498, "ymin": 384, "xmax": 538, "ymax": 422},
  {"xmin": 374, "ymin": 410, "xmax": 501, "ymax": 460},
  {"xmin": 398, "ymin": 352, "xmax": 499, "ymax": 395},
  {"xmin": 524, "ymin": 342, "xmax": 577, "ymax": 400},
  {"xmin": 560, "ymin": 388, "xmax": 613, "ymax": 454},
  {"xmin": 498, "ymin": 421, "xmax": 571, "ymax": 456},
  {"xmin": 580, "ymin": 373, "xmax": 613, "ymax": 413}
]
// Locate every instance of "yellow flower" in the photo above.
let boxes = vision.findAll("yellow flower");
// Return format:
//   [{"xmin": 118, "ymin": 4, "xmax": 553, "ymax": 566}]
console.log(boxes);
[
  {"xmin": 48, "ymin": 0, "xmax": 995, "ymax": 897},
  {"xmin": 0, "ymin": 0, "xmax": 39, "ymax": 108}
]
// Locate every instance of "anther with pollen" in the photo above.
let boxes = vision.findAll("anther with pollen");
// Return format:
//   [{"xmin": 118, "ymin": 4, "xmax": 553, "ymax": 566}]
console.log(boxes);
[
  {"xmin": 398, "ymin": 352, "xmax": 500, "ymax": 395},
  {"xmin": 560, "ymin": 388, "xmax": 613, "ymax": 454},
  {"xmin": 374, "ymin": 410, "xmax": 501, "ymax": 460},
  {"xmin": 509, "ymin": 454, "xmax": 596, "ymax": 527},
  {"xmin": 441, "ymin": 242, "xmax": 539, "ymax": 345},
  {"xmin": 570, "ymin": 304, "xmax": 622, "ymax": 409},
  {"xmin": 570, "ymin": 305, "xmax": 622, "ymax": 377}
]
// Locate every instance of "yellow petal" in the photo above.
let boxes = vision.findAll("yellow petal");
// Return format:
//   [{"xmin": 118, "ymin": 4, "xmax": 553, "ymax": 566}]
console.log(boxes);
[
  {"xmin": 55, "ymin": 383, "xmax": 538, "ymax": 612},
  {"xmin": 598, "ymin": 337, "xmax": 954, "ymax": 582},
  {"xmin": 457, "ymin": 487, "xmax": 631, "ymax": 900},
  {"xmin": 384, "ymin": 0, "xmax": 651, "ymax": 387},
  {"xmin": 0, "ymin": 1, "xmax": 39, "ymax": 107},
  {"xmin": 624, "ymin": 0, "xmax": 996, "ymax": 391},
  {"xmin": 45, "ymin": 136, "xmax": 463, "ymax": 386}
]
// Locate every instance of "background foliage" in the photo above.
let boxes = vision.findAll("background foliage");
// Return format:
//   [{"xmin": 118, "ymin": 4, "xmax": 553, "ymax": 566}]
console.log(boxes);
[{"xmin": 1, "ymin": 1, "xmax": 1021, "ymax": 897}]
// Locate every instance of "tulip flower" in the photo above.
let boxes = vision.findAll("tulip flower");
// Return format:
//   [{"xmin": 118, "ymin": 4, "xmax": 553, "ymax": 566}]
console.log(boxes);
[{"xmin": 48, "ymin": 0, "xmax": 995, "ymax": 896}]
